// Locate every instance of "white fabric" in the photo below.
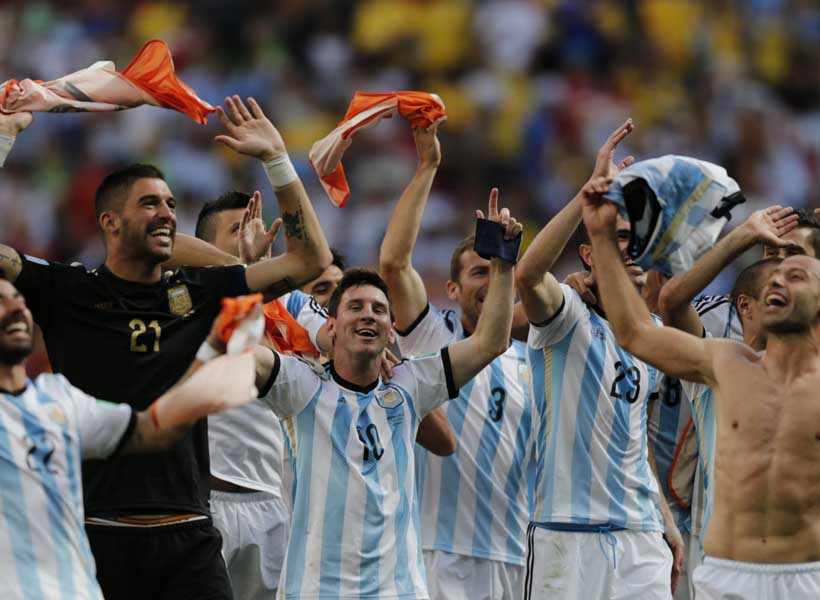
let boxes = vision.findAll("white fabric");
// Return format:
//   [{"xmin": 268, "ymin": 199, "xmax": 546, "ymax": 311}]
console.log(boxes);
[
  {"xmin": 524, "ymin": 525, "xmax": 673, "ymax": 600},
  {"xmin": 262, "ymin": 351, "xmax": 455, "ymax": 599},
  {"xmin": 211, "ymin": 490, "xmax": 288, "ymax": 600},
  {"xmin": 209, "ymin": 290, "xmax": 325, "ymax": 496},
  {"xmin": 693, "ymin": 557, "xmax": 820, "ymax": 600},
  {"xmin": 423, "ymin": 549, "xmax": 524, "ymax": 600},
  {"xmin": 527, "ymin": 285, "xmax": 663, "ymax": 531},
  {"xmin": 397, "ymin": 305, "xmax": 535, "ymax": 566},
  {"xmin": 0, "ymin": 373, "xmax": 132, "ymax": 600}
]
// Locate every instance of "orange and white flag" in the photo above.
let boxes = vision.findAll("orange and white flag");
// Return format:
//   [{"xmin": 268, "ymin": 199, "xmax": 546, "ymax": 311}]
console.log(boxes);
[
  {"xmin": 0, "ymin": 39, "xmax": 214, "ymax": 124},
  {"xmin": 309, "ymin": 91, "xmax": 446, "ymax": 207}
]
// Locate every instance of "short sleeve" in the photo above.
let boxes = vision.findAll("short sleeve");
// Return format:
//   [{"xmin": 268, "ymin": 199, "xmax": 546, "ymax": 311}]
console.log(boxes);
[
  {"xmin": 183, "ymin": 265, "xmax": 250, "ymax": 299},
  {"xmin": 13, "ymin": 254, "xmax": 62, "ymax": 330},
  {"xmin": 400, "ymin": 348, "xmax": 458, "ymax": 417},
  {"xmin": 396, "ymin": 304, "xmax": 460, "ymax": 357},
  {"xmin": 60, "ymin": 376, "xmax": 134, "ymax": 459},
  {"xmin": 259, "ymin": 353, "xmax": 323, "ymax": 419},
  {"xmin": 284, "ymin": 290, "xmax": 328, "ymax": 348},
  {"xmin": 527, "ymin": 284, "xmax": 588, "ymax": 349}
]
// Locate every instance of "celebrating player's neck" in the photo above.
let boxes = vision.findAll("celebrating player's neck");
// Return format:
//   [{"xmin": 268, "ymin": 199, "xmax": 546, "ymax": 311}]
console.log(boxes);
[
  {"xmin": 332, "ymin": 349, "xmax": 382, "ymax": 389},
  {"xmin": 0, "ymin": 362, "xmax": 27, "ymax": 395},
  {"xmin": 762, "ymin": 327, "xmax": 820, "ymax": 384},
  {"xmin": 104, "ymin": 250, "xmax": 165, "ymax": 284}
]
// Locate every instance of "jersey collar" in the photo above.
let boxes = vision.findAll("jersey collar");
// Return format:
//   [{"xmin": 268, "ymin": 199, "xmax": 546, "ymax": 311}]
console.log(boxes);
[{"xmin": 329, "ymin": 363, "xmax": 379, "ymax": 394}]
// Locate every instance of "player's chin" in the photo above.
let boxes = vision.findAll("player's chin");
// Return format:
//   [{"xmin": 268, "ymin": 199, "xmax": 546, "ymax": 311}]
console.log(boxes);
[{"xmin": 0, "ymin": 340, "xmax": 34, "ymax": 365}]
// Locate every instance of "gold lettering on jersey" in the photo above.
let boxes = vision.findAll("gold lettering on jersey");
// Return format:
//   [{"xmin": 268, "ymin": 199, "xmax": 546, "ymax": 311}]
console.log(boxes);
[
  {"xmin": 167, "ymin": 285, "xmax": 193, "ymax": 316},
  {"xmin": 129, "ymin": 319, "xmax": 162, "ymax": 352}
]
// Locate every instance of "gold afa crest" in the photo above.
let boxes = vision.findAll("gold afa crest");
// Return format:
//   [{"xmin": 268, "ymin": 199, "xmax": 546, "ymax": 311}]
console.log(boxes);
[
  {"xmin": 167, "ymin": 285, "xmax": 193, "ymax": 316},
  {"xmin": 377, "ymin": 388, "xmax": 404, "ymax": 409}
]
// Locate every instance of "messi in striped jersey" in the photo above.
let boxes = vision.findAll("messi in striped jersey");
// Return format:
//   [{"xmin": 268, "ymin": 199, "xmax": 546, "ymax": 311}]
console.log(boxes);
[
  {"xmin": 251, "ymin": 204, "xmax": 519, "ymax": 599},
  {"xmin": 379, "ymin": 125, "xmax": 535, "ymax": 599},
  {"xmin": 0, "ymin": 275, "xmax": 266, "ymax": 600},
  {"xmin": 515, "ymin": 121, "xmax": 682, "ymax": 600}
]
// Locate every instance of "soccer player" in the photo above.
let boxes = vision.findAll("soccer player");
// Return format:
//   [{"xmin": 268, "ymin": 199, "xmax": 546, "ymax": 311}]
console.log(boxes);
[
  {"xmin": 582, "ymin": 178, "xmax": 820, "ymax": 599},
  {"xmin": 0, "ymin": 97, "xmax": 332, "ymax": 600},
  {"xmin": 0, "ymin": 274, "xmax": 262, "ymax": 600},
  {"xmin": 240, "ymin": 193, "xmax": 521, "ymax": 598},
  {"xmin": 379, "ymin": 124, "xmax": 535, "ymax": 599},
  {"xmin": 515, "ymin": 120, "xmax": 684, "ymax": 600},
  {"xmin": 301, "ymin": 248, "xmax": 346, "ymax": 308}
]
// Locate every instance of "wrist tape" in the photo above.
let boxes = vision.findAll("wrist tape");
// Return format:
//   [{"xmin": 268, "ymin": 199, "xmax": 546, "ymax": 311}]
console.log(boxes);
[
  {"xmin": 195, "ymin": 340, "xmax": 220, "ymax": 362},
  {"xmin": 473, "ymin": 218, "xmax": 522, "ymax": 264},
  {"xmin": 263, "ymin": 155, "xmax": 298, "ymax": 190}
]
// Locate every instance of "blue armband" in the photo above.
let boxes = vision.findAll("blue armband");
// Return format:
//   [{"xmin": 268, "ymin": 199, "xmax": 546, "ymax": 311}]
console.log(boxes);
[{"xmin": 473, "ymin": 218, "xmax": 522, "ymax": 264}]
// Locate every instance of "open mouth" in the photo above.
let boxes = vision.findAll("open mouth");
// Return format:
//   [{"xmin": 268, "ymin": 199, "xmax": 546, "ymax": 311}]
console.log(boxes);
[
  {"xmin": 2, "ymin": 317, "xmax": 30, "ymax": 337},
  {"xmin": 765, "ymin": 292, "xmax": 788, "ymax": 308},
  {"xmin": 150, "ymin": 226, "xmax": 174, "ymax": 245},
  {"xmin": 355, "ymin": 328, "xmax": 377, "ymax": 339}
]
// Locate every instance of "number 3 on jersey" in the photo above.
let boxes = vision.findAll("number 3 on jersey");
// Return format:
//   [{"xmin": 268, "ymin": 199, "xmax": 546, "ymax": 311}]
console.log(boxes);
[
  {"xmin": 129, "ymin": 319, "xmax": 161, "ymax": 352},
  {"xmin": 488, "ymin": 386, "xmax": 506, "ymax": 422},
  {"xmin": 610, "ymin": 360, "xmax": 641, "ymax": 403}
]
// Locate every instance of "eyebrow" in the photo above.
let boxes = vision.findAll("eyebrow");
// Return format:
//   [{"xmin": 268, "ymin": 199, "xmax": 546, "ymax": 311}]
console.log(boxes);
[{"xmin": 138, "ymin": 194, "xmax": 175, "ymax": 205}]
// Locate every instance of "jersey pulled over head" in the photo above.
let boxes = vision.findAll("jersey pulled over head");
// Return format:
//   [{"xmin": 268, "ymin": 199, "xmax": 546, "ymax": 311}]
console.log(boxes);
[{"xmin": 604, "ymin": 155, "xmax": 745, "ymax": 277}]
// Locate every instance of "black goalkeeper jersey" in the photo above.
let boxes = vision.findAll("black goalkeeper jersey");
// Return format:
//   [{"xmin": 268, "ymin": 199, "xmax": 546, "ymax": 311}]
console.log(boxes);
[{"xmin": 14, "ymin": 253, "xmax": 250, "ymax": 516}]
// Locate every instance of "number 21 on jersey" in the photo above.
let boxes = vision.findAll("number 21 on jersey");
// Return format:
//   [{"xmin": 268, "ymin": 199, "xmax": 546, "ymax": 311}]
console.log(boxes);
[{"xmin": 129, "ymin": 319, "xmax": 161, "ymax": 352}]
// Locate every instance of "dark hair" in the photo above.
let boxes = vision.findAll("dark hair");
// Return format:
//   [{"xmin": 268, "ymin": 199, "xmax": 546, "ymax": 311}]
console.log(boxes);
[
  {"xmin": 195, "ymin": 191, "xmax": 252, "ymax": 242},
  {"xmin": 327, "ymin": 268, "xmax": 394, "ymax": 320},
  {"xmin": 449, "ymin": 235, "xmax": 476, "ymax": 283},
  {"xmin": 575, "ymin": 223, "xmax": 592, "ymax": 271},
  {"xmin": 94, "ymin": 164, "xmax": 166, "ymax": 220},
  {"xmin": 795, "ymin": 209, "xmax": 820, "ymax": 257},
  {"xmin": 330, "ymin": 248, "xmax": 347, "ymax": 271},
  {"xmin": 731, "ymin": 257, "xmax": 782, "ymax": 309}
]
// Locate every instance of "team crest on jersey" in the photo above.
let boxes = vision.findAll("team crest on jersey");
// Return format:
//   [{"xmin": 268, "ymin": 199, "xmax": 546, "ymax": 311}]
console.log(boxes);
[
  {"xmin": 48, "ymin": 405, "xmax": 67, "ymax": 426},
  {"xmin": 167, "ymin": 285, "xmax": 193, "ymax": 316},
  {"xmin": 377, "ymin": 388, "xmax": 404, "ymax": 409},
  {"xmin": 518, "ymin": 363, "xmax": 530, "ymax": 383}
]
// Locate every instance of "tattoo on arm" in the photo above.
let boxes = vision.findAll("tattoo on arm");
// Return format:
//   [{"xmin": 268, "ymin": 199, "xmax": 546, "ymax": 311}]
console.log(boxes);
[
  {"xmin": 265, "ymin": 277, "xmax": 296, "ymax": 298},
  {"xmin": 282, "ymin": 209, "xmax": 307, "ymax": 241}
]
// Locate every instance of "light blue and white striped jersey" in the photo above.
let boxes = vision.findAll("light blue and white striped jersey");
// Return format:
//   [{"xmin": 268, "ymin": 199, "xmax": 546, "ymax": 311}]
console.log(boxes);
[
  {"xmin": 647, "ymin": 375, "xmax": 697, "ymax": 533},
  {"xmin": 0, "ymin": 374, "xmax": 132, "ymax": 600},
  {"xmin": 262, "ymin": 350, "xmax": 458, "ymax": 600},
  {"xmin": 209, "ymin": 290, "xmax": 326, "ymax": 496},
  {"xmin": 396, "ymin": 304, "xmax": 535, "ymax": 566},
  {"xmin": 528, "ymin": 285, "xmax": 663, "ymax": 531}
]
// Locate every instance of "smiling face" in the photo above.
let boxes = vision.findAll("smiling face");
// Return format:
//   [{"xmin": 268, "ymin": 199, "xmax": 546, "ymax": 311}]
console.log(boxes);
[
  {"xmin": 327, "ymin": 284, "xmax": 395, "ymax": 359},
  {"xmin": 0, "ymin": 279, "xmax": 34, "ymax": 366},
  {"xmin": 446, "ymin": 249, "xmax": 490, "ymax": 333},
  {"xmin": 104, "ymin": 178, "xmax": 177, "ymax": 264},
  {"xmin": 760, "ymin": 255, "xmax": 820, "ymax": 335}
]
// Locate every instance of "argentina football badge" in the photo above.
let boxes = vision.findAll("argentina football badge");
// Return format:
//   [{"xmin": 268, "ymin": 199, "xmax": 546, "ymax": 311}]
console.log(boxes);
[
  {"xmin": 377, "ymin": 387, "xmax": 404, "ymax": 410},
  {"xmin": 167, "ymin": 284, "xmax": 193, "ymax": 316}
]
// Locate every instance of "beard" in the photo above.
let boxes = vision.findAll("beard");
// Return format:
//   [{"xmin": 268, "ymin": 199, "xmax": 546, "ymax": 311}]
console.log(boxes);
[
  {"xmin": 120, "ymin": 216, "xmax": 175, "ymax": 263},
  {"xmin": 0, "ymin": 340, "xmax": 33, "ymax": 366}
]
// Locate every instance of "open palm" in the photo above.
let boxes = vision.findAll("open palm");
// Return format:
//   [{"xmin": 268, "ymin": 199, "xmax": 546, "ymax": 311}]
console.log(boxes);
[{"xmin": 214, "ymin": 95, "xmax": 285, "ymax": 162}]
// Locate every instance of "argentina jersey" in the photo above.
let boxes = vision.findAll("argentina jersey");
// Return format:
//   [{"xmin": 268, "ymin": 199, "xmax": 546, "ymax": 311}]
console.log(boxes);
[
  {"xmin": 0, "ymin": 374, "xmax": 132, "ymax": 600},
  {"xmin": 261, "ymin": 349, "xmax": 458, "ymax": 599},
  {"xmin": 527, "ymin": 284, "xmax": 663, "ymax": 531},
  {"xmin": 647, "ymin": 375, "xmax": 697, "ymax": 533},
  {"xmin": 685, "ymin": 381, "xmax": 715, "ymax": 544},
  {"xmin": 396, "ymin": 304, "xmax": 535, "ymax": 566}
]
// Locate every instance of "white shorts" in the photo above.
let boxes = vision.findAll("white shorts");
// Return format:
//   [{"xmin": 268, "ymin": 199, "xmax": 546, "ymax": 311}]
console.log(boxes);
[
  {"xmin": 693, "ymin": 556, "xmax": 820, "ymax": 600},
  {"xmin": 211, "ymin": 490, "xmax": 289, "ymax": 600},
  {"xmin": 524, "ymin": 524, "xmax": 673, "ymax": 600},
  {"xmin": 423, "ymin": 549, "xmax": 524, "ymax": 600}
]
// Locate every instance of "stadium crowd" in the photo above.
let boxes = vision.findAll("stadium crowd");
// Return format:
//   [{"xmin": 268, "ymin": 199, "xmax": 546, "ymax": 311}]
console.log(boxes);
[{"xmin": 1, "ymin": 2, "xmax": 820, "ymax": 600}]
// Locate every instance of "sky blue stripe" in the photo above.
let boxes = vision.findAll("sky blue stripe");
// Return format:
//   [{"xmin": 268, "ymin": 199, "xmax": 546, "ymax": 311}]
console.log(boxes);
[
  {"xmin": 432, "ymin": 378, "xmax": 476, "ymax": 549},
  {"xmin": 286, "ymin": 290, "xmax": 309, "ymax": 315},
  {"xmin": 654, "ymin": 379, "xmax": 681, "ymax": 498},
  {"xmin": 502, "ymin": 342, "xmax": 533, "ymax": 562},
  {"xmin": 638, "ymin": 368, "xmax": 662, "ymax": 530},
  {"xmin": 318, "ymin": 393, "xmax": 354, "ymax": 598},
  {"xmin": 570, "ymin": 318, "xmax": 608, "ymax": 524},
  {"xmin": 284, "ymin": 388, "xmax": 321, "ymax": 598},
  {"xmin": 471, "ymin": 356, "xmax": 507, "ymax": 556},
  {"xmin": 0, "ymin": 402, "xmax": 45, "ymax": 600},
  {"xmin": 7, "ymin": 389, "xmax": 76, "ymax": 600},
  {"xmin": 414, "ymin": 445, "xmax": 426, "ymax": 500},
  {"xmin": 390, "ymin": 397, "xmax": 413, "ymax": 596},
  {"xmin": 358, "ymin": 393, "xmax": 384, "ymax": 597},
  {"xmin": 531, "ymin": 325, "xmax": 575, "ymax": 522}
]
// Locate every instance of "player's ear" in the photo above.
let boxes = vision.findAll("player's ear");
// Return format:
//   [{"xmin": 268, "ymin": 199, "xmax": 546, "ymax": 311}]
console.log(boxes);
[
  {"xmin": 387, "ymin": 326, "xmax": 395, "ymax": 346},
  {"xmin": 578, "ymin": 244, "xmax": 594, "ymax": 270},
  {"xmin": 99, "ymin": 211, "xmax": 121, "ymax": 236},
  {"xmin": 326, "ymin": 316, "xmax": 337, "ymax": 342},
  {"xmin": 736, "ymin": 294, "xmax": 752, "ymax": 319},
  {"xmin": 445, "ymin": 280, "xmax": 459, "ymax": 302}
]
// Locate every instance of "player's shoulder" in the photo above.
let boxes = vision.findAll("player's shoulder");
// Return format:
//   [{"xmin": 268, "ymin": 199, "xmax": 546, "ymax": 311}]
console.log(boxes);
[{"xmin": 283, "ymin": 353, "xmax": 330, "ymax": 380}]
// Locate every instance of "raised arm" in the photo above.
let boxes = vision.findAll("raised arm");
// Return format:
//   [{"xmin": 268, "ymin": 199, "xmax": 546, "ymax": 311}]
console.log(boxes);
[
  {"xmin": 447, "ymin": 192, "xmax": 520, "ymax": 388},
  {"xmin": 658, "ymin": 205, "xmax": 799, "ymax": 335},
  {"xmin": 0, "ymin": 112, "xmax": 34, "ymax": 281},
  {"xmin": 515, "ymin": 119, "xmax": 634, "ymax": 325},
  {"xmin": 214, "ymin": 95, "xmax": 332, "ymax": 295},
  {"xmin": 378, "ymin": 123, "xmax": 442, "ymax": 330},
  {"xmin": 582, "ymin": 178, "xmax": 717, "ymax": 385}
]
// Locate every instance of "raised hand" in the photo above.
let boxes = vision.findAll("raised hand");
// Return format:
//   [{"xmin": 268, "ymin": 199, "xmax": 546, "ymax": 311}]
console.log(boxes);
[
  {"xmin": 238, "ymin": 191, "xmax": 282, "ymax": 264},
  {"xmin": 413, "ymin": 118, "xmax": 445, "ymax": 167},
  {"xmin": 214, "ymin": 96, "xmax": 285, "ymax": 162},
  {"xmin": 476, "ymin": 188, "xmax": 523, "ymax": 240},
  {"xmin": 591, "ymin": 118, "xmax": 635, "ymax": 180},
  {"xmin": 740, "ymin": 205, "xmax": 800, "ymax": 249},
  {"xmin": 580, "ymin": 176, "xmax": 619, "ymax": 237},
  {"xmin": 0, "ymin": 111, "xmax": 33, "ymax": 137}
]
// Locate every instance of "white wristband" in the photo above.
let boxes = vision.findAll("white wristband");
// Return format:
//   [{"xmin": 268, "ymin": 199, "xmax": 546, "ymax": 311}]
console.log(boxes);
[
  {"xmin": 195, "ymin": 340, "xmax": 220, "ymax": 362},
  {"xmin": 263, "ymin": 154, "xmax": 298, "ymax": 190},
  {"xmin": 0, "ymin": 134, "xmax": 15, "ymax": 168}
]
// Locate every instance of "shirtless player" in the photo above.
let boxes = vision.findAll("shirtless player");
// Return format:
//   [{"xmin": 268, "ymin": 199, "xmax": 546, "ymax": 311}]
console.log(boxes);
[{"xmin": 581, "ymin": 175, "xmax": 820, "ymax": 599}]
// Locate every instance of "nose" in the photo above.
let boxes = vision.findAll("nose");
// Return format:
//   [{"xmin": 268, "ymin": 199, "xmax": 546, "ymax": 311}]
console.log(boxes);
[{"xmin": 157, "ymin": 199, "xmax": 175, "ymax": 220}]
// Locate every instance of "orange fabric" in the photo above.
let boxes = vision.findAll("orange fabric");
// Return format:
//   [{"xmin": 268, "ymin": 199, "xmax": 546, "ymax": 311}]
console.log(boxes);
[
  {"xmin": 309, "ymin": 90, "xmax": 446, "ymax": 207},
  {"xmin": 263, "ymin": 299, "xmax": 319, "ymax": 357},
  {"xmin": 215, "ymin": 294, "xmax": 264, "ymax": 344},
  {"xmin": 121, "ymin": 39, "xmax": 215, "ymax": 125}
]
